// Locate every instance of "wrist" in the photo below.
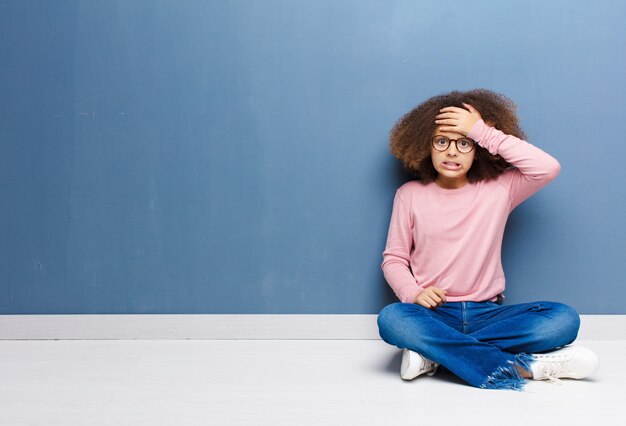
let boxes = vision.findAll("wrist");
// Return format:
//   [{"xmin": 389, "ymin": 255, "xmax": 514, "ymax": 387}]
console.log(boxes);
[
  {"xmin": 411, "ymin": 287, "xmax": 425, "ymax": 304},
  {"xmin": 467, "ymin": 118, "xmax": 486, "ymax": 141}
]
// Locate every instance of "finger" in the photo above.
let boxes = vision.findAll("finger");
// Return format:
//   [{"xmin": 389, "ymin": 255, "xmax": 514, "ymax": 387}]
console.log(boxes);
[
  {"xmin": 427, "ymin": 293, "xmax": 442, "ymax": 304},
  {"xmin": 435, "ymin": 112, "xmax": 459, "ymax": 119},
  {"xmin": 434, "ymin": 116, "xmax": 459, "ymax": 123},
  {"xmin": 419, "ymin": 298, "xmax": 434, "ymax": 309},
  {"xmin": 462, "ymin": 102, "xmax": 477, "ymax": 113},
  {"xmin": 434, "ymin": 118, "xmax": 457, "ymax": 125},
  {"xmin": 432, "ymin": 288, "xmax": 447, "ymax": 303},
  {"xmin": 422, "ymin": 295, "xmax": 437, "ymax": 308},
  {"xmin": 439, "ymin": 106, "xmax": 468, "ymax": 114}
]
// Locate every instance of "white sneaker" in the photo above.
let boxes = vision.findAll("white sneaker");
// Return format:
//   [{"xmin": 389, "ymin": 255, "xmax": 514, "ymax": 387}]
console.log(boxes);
[
  {"xmin": 530, "ymin": 346, "xmax": 599, "ymax": 384},
  {"xmin": 400, "ymin": 348, "xmax": 438, "ymax": 381}
]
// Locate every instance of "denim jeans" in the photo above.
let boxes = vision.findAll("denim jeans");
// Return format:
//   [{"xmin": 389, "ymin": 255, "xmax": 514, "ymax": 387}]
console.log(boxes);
[{"xmin": 377, "ymin": 300, "xmax": 581, "ymax": 390}]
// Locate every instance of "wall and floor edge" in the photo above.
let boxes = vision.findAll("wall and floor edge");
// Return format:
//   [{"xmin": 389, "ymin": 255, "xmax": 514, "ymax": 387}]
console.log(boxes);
[{"xmin": 0, "ymin": 315, "xmax": 624, "ymax": 340}]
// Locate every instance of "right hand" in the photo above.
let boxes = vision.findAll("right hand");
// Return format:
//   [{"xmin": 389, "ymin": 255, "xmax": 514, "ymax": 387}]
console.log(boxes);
[{"xmin": 414, "ymin": 287, "xmax": 447, "ymax": 309}]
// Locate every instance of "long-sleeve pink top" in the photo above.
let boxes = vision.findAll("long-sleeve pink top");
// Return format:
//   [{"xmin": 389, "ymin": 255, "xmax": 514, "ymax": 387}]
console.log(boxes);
[{"xmin": 381, "ymin": 119, "xmax": 561, "ymax": 304}]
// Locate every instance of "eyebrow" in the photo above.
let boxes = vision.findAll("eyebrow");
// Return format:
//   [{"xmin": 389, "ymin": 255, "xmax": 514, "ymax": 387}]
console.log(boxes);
[
  {"xmin": 433, "ymin": 134, "xmax": 475, "ymax": 141},
  {"xmin": 433, "ymin": 133, "xmax": 466, "ymax": 137}
]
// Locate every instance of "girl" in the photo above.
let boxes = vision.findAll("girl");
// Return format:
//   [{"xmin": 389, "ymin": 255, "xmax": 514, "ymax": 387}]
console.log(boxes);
[{"xmin": 376, "ymin": 89, "xmax": 599, "ymax": 391}]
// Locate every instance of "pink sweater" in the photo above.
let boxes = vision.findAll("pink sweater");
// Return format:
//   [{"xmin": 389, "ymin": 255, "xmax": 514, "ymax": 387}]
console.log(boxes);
[{"xmin": 381, "ymin": 119, "xmax": 561, "ymax": 304}]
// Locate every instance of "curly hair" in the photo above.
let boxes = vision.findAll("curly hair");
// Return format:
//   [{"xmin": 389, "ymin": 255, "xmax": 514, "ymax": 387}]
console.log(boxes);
[{"xmin": 389, "ymin": 88, "xmax": 527, "ymax": 183}]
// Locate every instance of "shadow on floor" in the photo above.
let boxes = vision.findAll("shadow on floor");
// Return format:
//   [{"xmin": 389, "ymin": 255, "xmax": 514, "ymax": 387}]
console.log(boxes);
[{"xmin": 383, "ymin": 349, "xmax": 468, "ymax": 387}]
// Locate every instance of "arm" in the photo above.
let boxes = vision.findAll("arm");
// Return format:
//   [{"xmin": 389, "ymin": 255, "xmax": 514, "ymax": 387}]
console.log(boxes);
[
  {"xmin": 467, "ymin": 119, "xmax": 561, "ymax": 209},
  {"xmin": 436, "ymin": 103, "xmax": 561, "ymax": 209},
  {"xmin": 381, "ymin": 191, "xmax": 425, "ymax": 304}
]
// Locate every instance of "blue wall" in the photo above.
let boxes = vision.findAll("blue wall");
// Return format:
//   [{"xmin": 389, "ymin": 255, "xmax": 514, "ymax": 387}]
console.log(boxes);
[{"xmin": 1, "ymin": 0, "xmax": 624, "ymax": 314}]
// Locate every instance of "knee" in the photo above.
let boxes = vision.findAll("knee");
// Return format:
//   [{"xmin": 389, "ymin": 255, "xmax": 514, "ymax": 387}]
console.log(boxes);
[
  {"xmin": 556, "ymin": 303, "xmax": 581, "ymax": 344},
  {"xmin": 376, "ymin": 302, "xmax": 426, "ymax": 345},
  {"xmin": 377, "ymin": 303, "xmax": 403, "ymax": 335},
  {"xmin": 538, "ymin": 302, "xmax": 581, "ymax": 346}
]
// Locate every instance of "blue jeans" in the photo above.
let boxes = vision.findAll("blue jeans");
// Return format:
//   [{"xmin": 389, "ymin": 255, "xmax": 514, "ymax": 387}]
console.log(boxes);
[{"xmin": 377, "ymin": 300, "xmax": 580, "ymax": 391}]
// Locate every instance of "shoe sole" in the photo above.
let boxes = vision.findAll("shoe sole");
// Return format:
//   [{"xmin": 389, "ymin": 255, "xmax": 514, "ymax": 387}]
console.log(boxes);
[{"xmin": 400, "ymin": 348, "xmax": 414, "ymax": 380}]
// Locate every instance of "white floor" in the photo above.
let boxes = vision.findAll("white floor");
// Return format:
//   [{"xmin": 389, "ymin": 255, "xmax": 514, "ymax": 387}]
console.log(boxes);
[{"xmin": 0, "ymin": 339, "xmax": 623, "ymax": 425}]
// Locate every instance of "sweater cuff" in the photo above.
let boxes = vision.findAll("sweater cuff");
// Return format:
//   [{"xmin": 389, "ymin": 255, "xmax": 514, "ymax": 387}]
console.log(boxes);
[
  {"xmin": 467, "ymin": 118, "xmax": 487, "ymax": 142},
  {"xmin": 403, "ymin": 286, "xmax": 425, "ymax": 304}
]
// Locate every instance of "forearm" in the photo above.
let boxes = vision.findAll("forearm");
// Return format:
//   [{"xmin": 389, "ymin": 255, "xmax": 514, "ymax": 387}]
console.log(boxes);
[
  {"xmin": 381, "ymin": 253, "xmax": 424, "ymax": 304},
  {"xmin": 382, "ymin": 191, "xmax": 423, "ymax": 304},
  {"xmin": 468, "ymin": 119, "xmax": 561, "ymax": 181}
]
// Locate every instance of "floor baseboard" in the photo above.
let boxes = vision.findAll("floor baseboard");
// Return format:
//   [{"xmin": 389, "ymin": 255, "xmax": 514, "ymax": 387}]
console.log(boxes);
[{"xmin": 1, "ymin": 314, "xmax": 625, "ymax": 340}]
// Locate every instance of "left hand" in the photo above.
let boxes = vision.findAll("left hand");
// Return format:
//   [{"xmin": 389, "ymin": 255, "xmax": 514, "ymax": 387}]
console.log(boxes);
[{"xmin": 435, "ymin": 103, "xmax": 483, "ymax": 136}]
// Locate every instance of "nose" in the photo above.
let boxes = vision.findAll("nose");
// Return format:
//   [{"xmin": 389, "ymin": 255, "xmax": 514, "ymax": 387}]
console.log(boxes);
[{"xmin": 446, "ymin": 142, "xmax": 459, "ymax": 155}]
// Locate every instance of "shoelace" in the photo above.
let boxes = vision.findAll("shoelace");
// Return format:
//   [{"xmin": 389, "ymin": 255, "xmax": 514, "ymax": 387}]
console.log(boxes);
[
  {"xmin": 420, "ymin": 360, "xmax": 438, "ymax": 376},
  {"xmin": 534, "ymin": 354, "xmax": 571, "ymax": 385},
  {"xmin": 426, "ymin": 363, "xmax": 439, "ymax": 377}
]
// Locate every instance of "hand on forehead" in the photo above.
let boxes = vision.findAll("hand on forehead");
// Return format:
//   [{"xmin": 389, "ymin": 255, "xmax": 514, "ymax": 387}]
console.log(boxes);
[
  {"xmin": 434, "ymin": 103, "xmax": 482, "ymax": 137},
  {"xmin": 434, "ymin": 126, "xmax": 467, "ymax": 139}
]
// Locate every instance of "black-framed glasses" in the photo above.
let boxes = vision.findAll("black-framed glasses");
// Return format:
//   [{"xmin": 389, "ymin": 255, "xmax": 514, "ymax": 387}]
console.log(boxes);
[{"xmin": 432, "ymin": 136, "xmax": 475, "ymax": 154}]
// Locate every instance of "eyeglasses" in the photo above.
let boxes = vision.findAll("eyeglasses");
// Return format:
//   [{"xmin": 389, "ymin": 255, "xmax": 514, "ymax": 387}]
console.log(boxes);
[{"xmin": 432, "ymin": 136, "xmax": 475, "ymax": 154}]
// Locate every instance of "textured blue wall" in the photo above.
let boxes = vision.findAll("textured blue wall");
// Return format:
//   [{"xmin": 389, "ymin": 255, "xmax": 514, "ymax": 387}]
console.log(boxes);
[{"xmin": 1, "ymin": 0, "xmax": 624, "ymax": 314}]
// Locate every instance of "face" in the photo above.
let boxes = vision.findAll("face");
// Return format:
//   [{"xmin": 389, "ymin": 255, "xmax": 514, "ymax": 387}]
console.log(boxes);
[{"xmin": 430, "ymin": 126, "xmax": 476, "ymax": 189}]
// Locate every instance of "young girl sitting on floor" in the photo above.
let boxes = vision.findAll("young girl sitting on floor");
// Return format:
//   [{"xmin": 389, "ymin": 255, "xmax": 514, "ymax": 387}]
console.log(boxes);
[{"xmin": 377, "ymin": 88, "xmax": 599, "ymax": 391}]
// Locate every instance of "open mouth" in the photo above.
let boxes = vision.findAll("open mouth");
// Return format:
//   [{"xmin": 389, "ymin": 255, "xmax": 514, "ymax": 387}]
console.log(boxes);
[{"xmin": 442, "ymin": 161, "xmax": 461, "ymax": 170}]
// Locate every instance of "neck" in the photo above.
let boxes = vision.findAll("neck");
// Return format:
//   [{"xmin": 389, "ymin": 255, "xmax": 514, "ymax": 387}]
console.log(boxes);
[{"xmin": 435, "ymin": 175, "xmax": 469, "ymax": 189}]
